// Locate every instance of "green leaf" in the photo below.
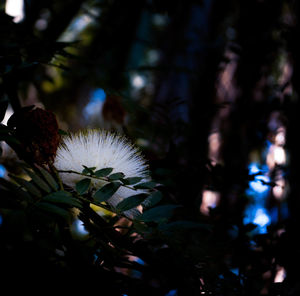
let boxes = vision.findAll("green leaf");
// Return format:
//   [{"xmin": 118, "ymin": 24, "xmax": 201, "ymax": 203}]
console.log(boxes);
[
  {"xmin": 76, "ymin": 178, "xmax": 91, "ymax": 195},
  {"xmin": 9, "ymin": 175, "xmax": 42, "ymax": 198},
  {"xmin": 58, "ymin": 129, "xmax": 68, "ymax": 136},
  {"xmin": 121, "ymin": 177, "xmax": 143, "ymax": 185},
  {"xmin": 142, "ymin": 190, "xmax": 163, "ymax": 209},
  {"xmin": 36, "ymin": 202, "xmax": 71, "ymax": 221},
  {"xmin": 93, "ymin": 182, "xmax": 121, "ymax": 202},
  {"xmin": 82, "ymin": 166, "xmax": 96, "ymax": 175},
  {"xmin": 138, "ymin": 205, "xmax": 180, "ymax": 223},
  {"xmin": 0, "ymin": 177, "xmax": 32, "ymax": 201},
  {"xmin": 116, "ymin": 193, "xmax": 148, "ymax": 212},
  {"xmin": 94, "ymin": 167, "xmax": 113, "ymax": 177},
  {"xmin": 23, "ymin": 168, "xmax": 51, "ymax": 193},
  {"xmin": 43, "ymin": 191, "xmax": 82, "ymax": 208},
  {"xmin": 38, "ymin": 167, "xmax": 59, "ymax": 191},
  {"xmin": 0, "ymin": 134, "xmax": 21, "ymax": 145},
  {"xmin": 108, "ymin": 172, "xmax": 125, "ymax": 181},
  {"xmin": 134, "ymin": 181, "xmax": 157, "ymax": 190}
]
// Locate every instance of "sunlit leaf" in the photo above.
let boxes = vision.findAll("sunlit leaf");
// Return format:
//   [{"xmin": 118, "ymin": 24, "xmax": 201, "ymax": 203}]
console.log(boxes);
[{"xmin": 93, "ymin": 182, "xmax": 121, "ymax": 202}]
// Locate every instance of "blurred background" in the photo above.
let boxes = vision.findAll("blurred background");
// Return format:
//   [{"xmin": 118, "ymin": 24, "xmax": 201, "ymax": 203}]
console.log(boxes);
[{"xmin": 1, "ymin": 0, "xmax": 300, "ymax": 294}]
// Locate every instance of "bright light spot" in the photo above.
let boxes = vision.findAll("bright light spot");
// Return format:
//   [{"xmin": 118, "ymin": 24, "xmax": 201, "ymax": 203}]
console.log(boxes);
[
  {"xmin": 72, "ymin": 219, "xmax": 89, "ymax": 236},
  {"xmin": 200, "ymin": 190, "xmax": 220, "ymax": 215},
  {"xmin": 273, "ymin": 179, "xmax": 285, "ymax": 200},
  {"xmin": 0, "ymin": 165, "xmax": 6, "ymax": 178},
  {"xmin": 131, "ymin": 74, "xmax": 146, "ymax": 89},
  {"xmin": 274, "ymin": 146, "xmax": 286, "ymax": 165},
  {"xmin": 248, "ymin": 162, "xmax": 260, "ymax": 175},
  {"xmin": 59, "ymin": 8, "xmax": 100, "ymax": 42},
  {"xmin": 253, "ymin": 208, "xmax": 271, "ymax": 228},
  {"xmin": 71, "ymin": 14, "xmax": 93, "ymax": 32},
  {"xmin": 244, "ymin": 206, "xmax": 271, "ymax": 234},
  {"xmin": 249, "ymin": 175, "xmax": 270, "ymax": 194},
  {"xmin": 5, "ymin": 0, "xmax": 24, "ymax": 23},
  {"xmin": 1, "ymin": 105, "xmax": 13, "ymax": 125},
  {"xmin": 83, "ymin": 88, "xmax": 106, "ymax": 119},
  {"xmin": 267, "ymin": 144, "xmax": 286, "ymax": 169},
  {"xmin": 274, "ymin": 266, "xmax": 286, "ymax": 283}
]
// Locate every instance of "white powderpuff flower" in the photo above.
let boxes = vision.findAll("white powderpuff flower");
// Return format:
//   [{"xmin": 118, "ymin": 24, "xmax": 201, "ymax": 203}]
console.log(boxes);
[{"xmin": 53, "ymin": 129, "xmax": 150, "ymax": 218}]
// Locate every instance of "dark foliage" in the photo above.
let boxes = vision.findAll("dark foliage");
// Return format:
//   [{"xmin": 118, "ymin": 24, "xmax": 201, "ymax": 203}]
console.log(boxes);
[{"xmin": 1, "ymin": 0, "xmax": 300, "ymax": 295}]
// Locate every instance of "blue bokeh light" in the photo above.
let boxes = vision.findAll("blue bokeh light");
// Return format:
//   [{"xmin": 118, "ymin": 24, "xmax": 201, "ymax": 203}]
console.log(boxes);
[
  {"xmin": 243, "ymin": 205, "xmax": 271, "ymax": 234},
  {"xmin": 83, "ymin": 88, "xmax": 106, "ymax": 119},
  {"xmin": 249, "ymin": 175, "xmax": 270, "ymax": 194},
  {"xmin": 248, "ymin": 162, "xmax": 260, "ymax": 175},
  {"xmin": 165, "ymin": 290, "xmax": 178, "ymax": 296},
  {"xmin": 0, "ymin": 164, "xmax": 6, "ymax": 177}
]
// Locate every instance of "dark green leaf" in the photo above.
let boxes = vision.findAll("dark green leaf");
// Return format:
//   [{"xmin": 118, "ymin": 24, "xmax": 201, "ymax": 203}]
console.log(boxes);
[
  {"xmin": 134, "ymin": 181, "xmax": 157, "ymax": 190},
  {"xmin": 76, "ymin": 178, "xmax": 91, "ymax": 195},
  {"xmin": 0, "ymin": 177, "xmax": 32, "ymax": 201},
  {"xmin": 138, "ymin": 205, "xmax": 180, "ymax": 223},
  {"xmin": 43, "ymin": 191, "xmax": 82, "ymax": 208},
  {"xmin": 108, "ymin": 172, "xmax": 125, "ymax": 181},
  {"xmin": 142, "ymin": 190, "xmax": 163, "ymax": 209},
  {"xmin": 36, "ymin": 202, "xmax": 71, "ymax": 221},
  {"xmin": 93, "ymin": 182, "xmax": 121, "ymax": 202},
  {"xmin": 132, "ymin": 221, "xmax": 149, "ymax": 233},
  {"xmin": 9, "ymin": 174, "xmax": 42, "ymax": 198},
  {"xmin": 82, "ymin": 165, "xmax": 96, "ymax": 175},
  {"xmin": 23, "ymin": 168, "xmax": 51, "ymax": 193},
  {"xmin": 38, "ymin": 166, "xmax": 59, "ymax": 191},
  {"xmin": 121, "ymin": 177, "xmax": 143, "ymax": 185},
  {"xmin": 58, "ymin": 129, "xmax": 68, "ymax": 136},
  {"xmin": 116, "ymin": 193, "xmax": 148, "ymax": 212},
  {"xmin": 0, "ymin": 134, "xmax": 21, "ymax": 145},
  {"xmin": 94, "ymin": 167, "xmax": 113, "ymax": 177}
]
